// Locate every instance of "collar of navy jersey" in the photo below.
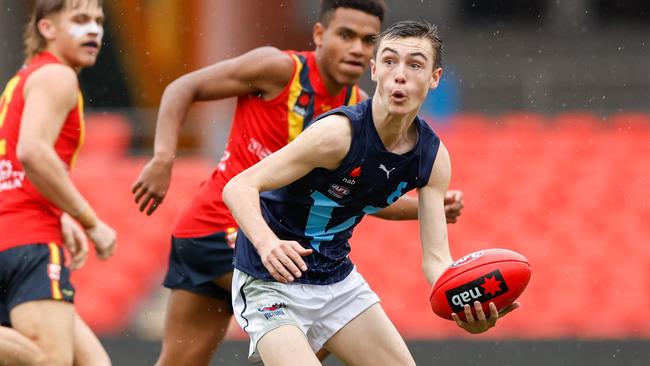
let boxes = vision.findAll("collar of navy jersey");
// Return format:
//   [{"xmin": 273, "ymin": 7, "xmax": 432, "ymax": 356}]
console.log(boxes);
[{"xmin": 365, "ymin": 101, "xmax": 422, "ymax": 161}]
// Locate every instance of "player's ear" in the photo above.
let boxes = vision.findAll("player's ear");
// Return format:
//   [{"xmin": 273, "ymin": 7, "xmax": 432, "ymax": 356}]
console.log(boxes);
[
  {"xmin": 38, "ymin": 17, "xmax": 58, "ymax": 41},
  {"xmin": 370, "ymin": 58, "xmax": 377, "ymax": 81},
  {"xmin": 430, "ymin": 67, "xmax": 443, "ymax": 89},
  {"xmin": 313, "ymin": 22, "xmax": 325, "ymax": 49}
]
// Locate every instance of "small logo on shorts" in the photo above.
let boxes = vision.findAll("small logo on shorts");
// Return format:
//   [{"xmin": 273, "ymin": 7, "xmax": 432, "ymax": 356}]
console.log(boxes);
[
  {"xmin": 257, "ymin": 302, "xmax": 287, "ymax": 320},
  {"xmin": 62, "ymin": 289, "xmax": 75, "ymax": 298},
  {"xmin": 47, "ymin": 264, "xmax": 61, "ymax": 281}
]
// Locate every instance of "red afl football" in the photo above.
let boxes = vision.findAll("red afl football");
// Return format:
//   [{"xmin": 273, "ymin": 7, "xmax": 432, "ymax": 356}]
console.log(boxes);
[{"xmin": 430, "ymin": 248, "xmax": 531, "ymax": 321}]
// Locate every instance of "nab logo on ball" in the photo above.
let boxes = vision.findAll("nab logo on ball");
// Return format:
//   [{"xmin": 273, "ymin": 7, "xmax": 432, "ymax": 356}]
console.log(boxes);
[{"xmin": 445, "ymin": 270, "xmax": 509, "ymax": 312}]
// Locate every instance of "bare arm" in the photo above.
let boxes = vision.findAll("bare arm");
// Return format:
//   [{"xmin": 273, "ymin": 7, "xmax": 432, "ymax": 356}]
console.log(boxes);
[
  {"xmin": 417, "ymin": 143, "xmax": 454, "ymax": 285},
  {"xmin": 132, "ymin": 47, "xmax": 294, "ymax": 215},
  {"xmin": 419, "ymin": 143, "xmax": 517, "ymax": 332},
  {"xmin": 17, "ymin": 65, "xmax": 115, "ymax": 259},
  {"xmin": 372, "ymin": 190, "xmax": 464, "ymax": 222},
  {"xmin": 18, "ymin": 65, "xmax": 93, "ymax": 224},
  {"xmin": 223, "ymin": 115, "xmax": 351, "ymax": 282}
]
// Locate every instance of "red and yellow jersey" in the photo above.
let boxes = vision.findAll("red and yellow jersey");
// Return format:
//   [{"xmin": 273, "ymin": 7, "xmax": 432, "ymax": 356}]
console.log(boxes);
[
  {"xmin": 173, "ymin": 50, "xmax": 360, "ymax": 238},
  {"xmin": 0, "ymin": 52, "xmax": 85, "ymax": 251}
]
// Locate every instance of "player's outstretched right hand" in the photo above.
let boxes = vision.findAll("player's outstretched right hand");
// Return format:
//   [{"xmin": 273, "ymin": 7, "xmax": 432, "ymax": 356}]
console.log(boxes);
[
  {"xmin": 258, "ymin": 239, "xmax": 312, "ymax": 283},
  {"xmin": 132, "ymin": 157, "xmax": 173, "ymax": 215},
  {"xmin": 451, "ymin": 301, "xmax": 520, "ymax": 334},
  {"xmin": 85, "ymin": 220, "xmax": 117, "ymax": 260}
]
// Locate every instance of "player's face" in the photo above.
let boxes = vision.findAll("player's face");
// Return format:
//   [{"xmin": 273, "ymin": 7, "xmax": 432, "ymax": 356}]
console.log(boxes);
[
  {"xmin": 43, "ymin": 2, "xmax": 104, "ymax": 69},
  {"xmin": 371, "ymin": 36, "xmax": 442, "ymax": 115},
  {"xmin": 314, "ymin": 8, "xmax": 381, "ymax": 86}
]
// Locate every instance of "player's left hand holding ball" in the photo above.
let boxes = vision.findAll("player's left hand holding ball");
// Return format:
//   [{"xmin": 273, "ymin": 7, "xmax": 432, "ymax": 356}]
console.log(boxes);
[{"xmin": 451, "ymin": 301, "xmax": 520, "ymax": 334}]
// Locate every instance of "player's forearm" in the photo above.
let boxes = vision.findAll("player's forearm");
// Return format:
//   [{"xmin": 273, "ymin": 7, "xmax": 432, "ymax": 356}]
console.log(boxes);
[
  {"xmin": 422, "ymin": 254, "xmax": 453, "ymax": 286},
  {"xmin": 418, "ymin": 191, "xmax": 452, "ymax": 284},
  {"xmin": 223, "ymin": 179, "xmax": 278, "ymax": 247},
  {"xmin": 153, "ymin": 79, "xmax": 196, "ymax": 161},
  {"xmin": 372, "ymin": 194, "xmax": 418, "ymax": 220},
  {"xmin": 420, "ymin": 226, "xmax": 453, "ymax": 285},
  {"xmin": 18, "ymin": 142, "xmax": 95, "ymax": 226}
]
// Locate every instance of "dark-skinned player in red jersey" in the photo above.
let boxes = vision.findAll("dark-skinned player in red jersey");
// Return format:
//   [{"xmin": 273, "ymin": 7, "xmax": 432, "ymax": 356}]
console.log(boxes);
[{"xmin": 132, "ymin": 1, "xmax": 463, "ymax": 365}]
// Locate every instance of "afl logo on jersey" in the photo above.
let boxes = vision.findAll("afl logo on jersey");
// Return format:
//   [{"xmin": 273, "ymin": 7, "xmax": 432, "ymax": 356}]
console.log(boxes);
[{"xmin": 327, "ymin": 184, "xmax": 350, "ymax": 199}]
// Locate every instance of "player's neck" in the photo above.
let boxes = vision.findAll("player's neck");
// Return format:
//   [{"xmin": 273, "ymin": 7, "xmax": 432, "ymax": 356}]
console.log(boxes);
[
  {"xmin": 313, "ymin": 52, "xmax": 346, "ymax": 96},
  {"xmin": 43, "ymin": 46, "xmax": 81, "ymax": 73},
  {"xmin": 371, "ymin": 97, "xmax": 419, "ymax": 154}
]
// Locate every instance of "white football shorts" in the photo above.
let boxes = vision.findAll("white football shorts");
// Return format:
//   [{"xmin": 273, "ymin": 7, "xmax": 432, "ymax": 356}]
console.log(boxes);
[{"xmin": 232, "ymin": 267, "xmax": 380, "ymax": 363}]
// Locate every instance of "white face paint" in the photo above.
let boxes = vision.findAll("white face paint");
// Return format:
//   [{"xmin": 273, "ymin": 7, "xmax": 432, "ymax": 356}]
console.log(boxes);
[{"xmin": 68, "ymin": 21, "xmax": 104, "ymax": 42}]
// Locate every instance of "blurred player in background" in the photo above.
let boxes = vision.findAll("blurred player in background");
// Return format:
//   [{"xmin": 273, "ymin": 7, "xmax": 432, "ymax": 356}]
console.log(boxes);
[
  {"xmin": 132, "ymin": 1, "xmax": 463, "ymax": 365},
  {"xmin": 223, "ymin": 20, "xmax": 515, "ymax": 366},
  {"xmin": 0, "ymin": 0, "xmax": 116, "ymax": 365}
]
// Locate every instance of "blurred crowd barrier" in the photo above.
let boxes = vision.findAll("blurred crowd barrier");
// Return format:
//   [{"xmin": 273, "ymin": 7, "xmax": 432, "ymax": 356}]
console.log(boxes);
[{"xmin": 71, "ymin": 111, "xmax": 650, "ymax": 339}]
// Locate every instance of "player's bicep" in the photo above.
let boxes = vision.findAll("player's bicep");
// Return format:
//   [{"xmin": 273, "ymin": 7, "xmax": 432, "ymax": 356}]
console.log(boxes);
[
  {"xmin": 418, "ymin": 143, "xmax": 452, "ymax": 257},
  {"xmin": 182, "ymin": 47, "xmax": 293, "ymax": 101},
  {"xmin": 19, "ymin": 65, "xmax": 78, "ymax": 145},
  {"xmin": 424, "ymin": 142, "xmax": 451, "ymax": 199}
]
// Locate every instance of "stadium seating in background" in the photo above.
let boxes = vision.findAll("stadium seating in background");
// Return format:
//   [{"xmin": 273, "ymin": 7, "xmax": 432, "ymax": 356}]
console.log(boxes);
[
  {"xmin": 71, "ymin": 112, "xmax": 650, "ymax": 338},
  {"xmin": 70, "ymin": 114, "xmax": 212, "ymax": 334}
]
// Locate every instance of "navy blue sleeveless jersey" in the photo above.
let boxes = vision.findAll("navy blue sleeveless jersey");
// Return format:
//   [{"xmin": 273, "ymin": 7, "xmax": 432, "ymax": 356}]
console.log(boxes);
[{"xmin": 233, "ymin": 99, "xmax": 441, "ymax": 285}]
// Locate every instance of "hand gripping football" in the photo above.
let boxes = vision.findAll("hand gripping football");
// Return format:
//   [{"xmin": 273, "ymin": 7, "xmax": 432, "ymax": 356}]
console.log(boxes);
[{"xmin": 430, "ymin": 249, "xmax": 531, "ymax": 321}]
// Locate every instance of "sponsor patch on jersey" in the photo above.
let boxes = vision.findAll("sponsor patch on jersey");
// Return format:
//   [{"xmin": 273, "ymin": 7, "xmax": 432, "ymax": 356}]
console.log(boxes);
[
  {"xmin": 293, "ymin": 91, "xmax": 312, "ymax": 117},
  {"xmin": 327, "ymin": 184, "xmax": 350, "ymax": 199},
  {"xmin": 0, "ymin": 160, "xmax": 26, "ymax": 193}
]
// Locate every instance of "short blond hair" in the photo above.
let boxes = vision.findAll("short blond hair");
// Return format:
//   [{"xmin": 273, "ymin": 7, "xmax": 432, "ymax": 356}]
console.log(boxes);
[{"xmin": 23, "ymin": 0, "xmax": 103, "ymax": 61}]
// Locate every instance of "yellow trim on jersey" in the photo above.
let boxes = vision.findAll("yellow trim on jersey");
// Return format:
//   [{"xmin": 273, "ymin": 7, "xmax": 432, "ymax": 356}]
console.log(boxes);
[
  {"xmin": 69, "ymin": 93, "xmax": 85, "ymax": 168},
  {"xmin": 48, "ymin": 242, "xmax": 63, "ymax": 300},
  {"xmin": 347, "ymin": 86, "xmax": 359, "ymax": 106},
  {"xmin": 0, "ymin": 76, "xmax": 21, "ymax": 128},
  {"xmin": 0, "ymin": 139, "xmax": 5, "ymax": 156},
  {"xmin": 286, "ymin": 54, "xmax": 305, "ymax": 143}
]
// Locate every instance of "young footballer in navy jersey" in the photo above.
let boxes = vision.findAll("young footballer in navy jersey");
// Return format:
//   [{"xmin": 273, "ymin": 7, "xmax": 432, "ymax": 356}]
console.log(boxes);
[
  {"xmin": 224, "ymin": 20, "xmax": 518, "ymax": 365},
  {"xmin": 133, "ymin": 1, "xmax": 464, "ymax": 364}
]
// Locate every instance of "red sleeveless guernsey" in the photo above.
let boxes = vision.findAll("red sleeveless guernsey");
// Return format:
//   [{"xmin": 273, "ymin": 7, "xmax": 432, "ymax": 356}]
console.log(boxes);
[
  {"xmin": 172, "ymin": 50, "xmax": 360, "ymax": 238},
  {"xmin": 0, "ymin": 52, "xmax": 85, "ymax": 251}
]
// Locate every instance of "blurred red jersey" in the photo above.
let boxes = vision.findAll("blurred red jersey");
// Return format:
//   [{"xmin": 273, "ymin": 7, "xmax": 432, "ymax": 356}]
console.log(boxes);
[
  {"xmin": 173, "ymin": 50, "xmax": 360, "ymax": 238},
  {"xmin": 0, "ymin": 52, "xmax": 85, "ymax": 251}
]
